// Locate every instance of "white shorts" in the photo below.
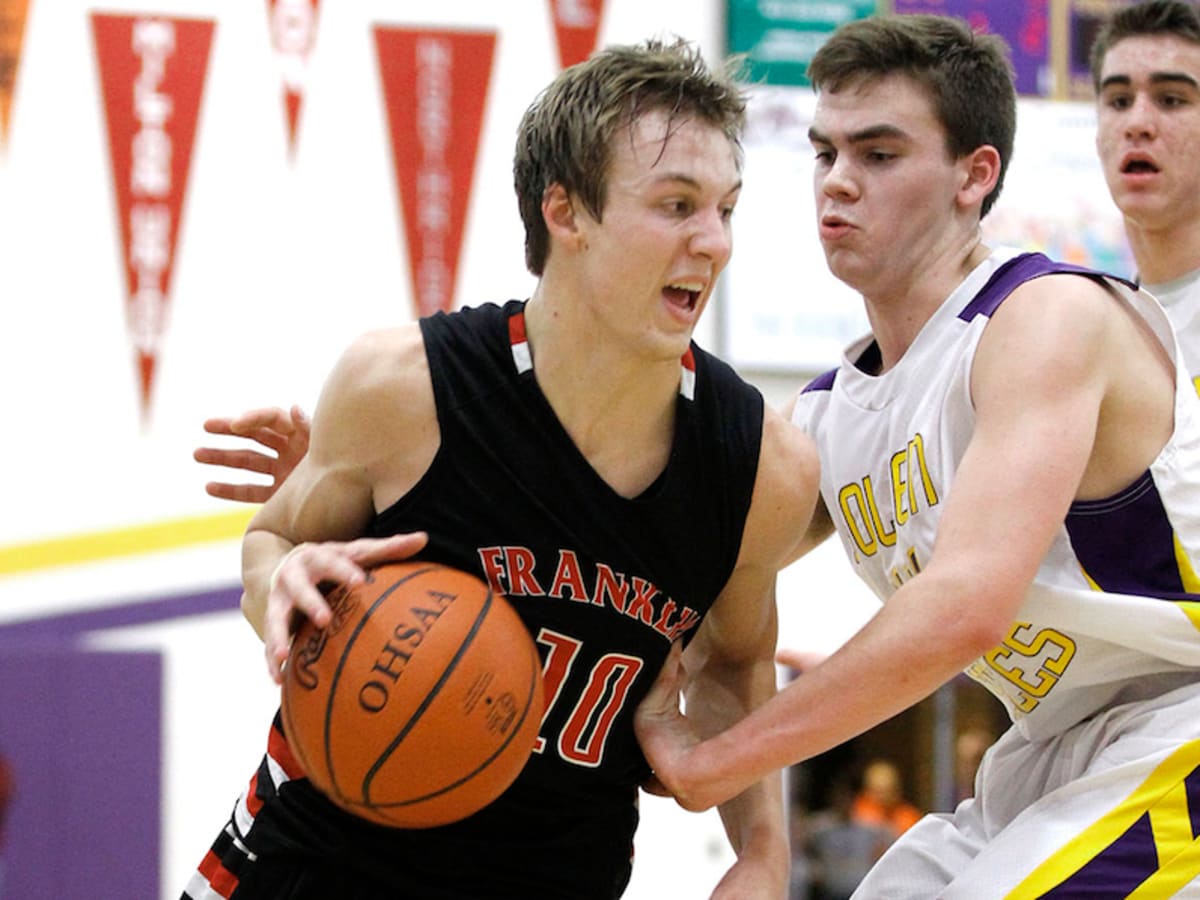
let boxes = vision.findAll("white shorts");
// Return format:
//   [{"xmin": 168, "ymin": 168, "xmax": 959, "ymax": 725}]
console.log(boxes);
[{"xmin": 852, "ymin": 679, "xmax": 1200, "ymax": 899}]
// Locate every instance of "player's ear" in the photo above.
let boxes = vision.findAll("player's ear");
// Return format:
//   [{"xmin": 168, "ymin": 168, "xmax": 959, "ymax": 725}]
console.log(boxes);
[
  {"xmin": 542, "ymin": 184, "xmax": 587, "ymax": 251},
  {"xmin": 957, "ymin": 144, "xmax": 1001, "ymax": 211}
]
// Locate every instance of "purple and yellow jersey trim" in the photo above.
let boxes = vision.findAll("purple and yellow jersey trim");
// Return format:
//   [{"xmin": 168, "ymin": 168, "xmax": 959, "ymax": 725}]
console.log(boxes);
[
  {"xmin": 955, "ymin": 255, "xmax": 1200, "ymax": 625},
  {"xmin": 957, "ymin": 252, "xmax": 1137, "ymax": 321},
  {"xmin": 1067, "ymin": 472, "xmax": 1200, "ymax": 601},
  {"xmin": 1006, "ymin": 739, "xmax": 1200, "ymax": 898}
]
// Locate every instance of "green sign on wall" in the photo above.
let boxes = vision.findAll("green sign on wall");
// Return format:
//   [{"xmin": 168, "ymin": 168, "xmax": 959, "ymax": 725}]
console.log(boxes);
[{"xmin": 728, "ymin": 0, "xmax": 879, "ymax": 85}]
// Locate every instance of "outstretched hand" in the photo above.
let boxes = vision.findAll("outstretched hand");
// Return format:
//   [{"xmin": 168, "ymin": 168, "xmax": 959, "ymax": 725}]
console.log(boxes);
[{"xmin": 195, "ymin": 405, "xmax": 310, "ymax": 503}]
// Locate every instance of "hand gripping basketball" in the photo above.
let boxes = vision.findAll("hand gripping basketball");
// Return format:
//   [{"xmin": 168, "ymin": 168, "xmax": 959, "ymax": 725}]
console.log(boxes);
[{"xmin": 281, "ymin": 561, "xmax": 545, "ymax": 828}]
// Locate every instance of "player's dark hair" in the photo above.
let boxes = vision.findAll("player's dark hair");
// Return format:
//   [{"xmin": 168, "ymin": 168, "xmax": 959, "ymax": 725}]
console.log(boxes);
[
  {"xmin": 1089, "ymin": 1, "xmax": 1200, "ymax": 91},
  {"xmin": 807, "ymin": 14, "xmax": 1016, "ymax": 218},
  {"xmin": 513, "ymin": 37, "xmax": 747, "ymax": 276}
]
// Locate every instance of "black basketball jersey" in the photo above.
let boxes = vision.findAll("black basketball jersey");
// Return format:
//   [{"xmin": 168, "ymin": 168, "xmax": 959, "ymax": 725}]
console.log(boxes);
[{"xmin": 251, "ymin": 300, "xmax": 764, "ymax": 899}]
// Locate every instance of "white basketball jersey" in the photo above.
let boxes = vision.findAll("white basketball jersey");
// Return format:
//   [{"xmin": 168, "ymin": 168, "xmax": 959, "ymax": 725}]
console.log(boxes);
[
  {"xmin": 1144, "ymin": 267, "xmax": 1200, "ymax": 396},
  {"xmin": 794, "ymin": 248, "xmax": 1200, "ymax": 741}
]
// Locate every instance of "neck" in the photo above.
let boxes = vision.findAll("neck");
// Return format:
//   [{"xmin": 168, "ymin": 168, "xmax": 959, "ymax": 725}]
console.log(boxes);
[
  {"xmin": 1126, "ymin": 217, "xmax": 1200, "ymax": 286},
  {"xmin": 523, "ymin": 284, "xmax": 682, "ymax": 403},
  {"xmin": 862, "ymin": 234, "xmax": 991, "ymax": 373},
  {"xmin": 522, "ymin": 285, "xmax": 680, "ymax": 497}
]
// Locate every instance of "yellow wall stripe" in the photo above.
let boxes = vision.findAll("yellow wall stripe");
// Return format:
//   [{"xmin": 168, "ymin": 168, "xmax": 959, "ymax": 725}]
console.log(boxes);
[{"xmin": 0, "ymin": 510, "xmax": 255, "ymax": 576}]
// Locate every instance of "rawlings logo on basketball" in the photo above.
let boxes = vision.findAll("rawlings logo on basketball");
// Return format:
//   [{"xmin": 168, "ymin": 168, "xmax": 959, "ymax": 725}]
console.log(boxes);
[{"xmin": 291, "ymin": 582, "xmax": 362, "ymax": 691}]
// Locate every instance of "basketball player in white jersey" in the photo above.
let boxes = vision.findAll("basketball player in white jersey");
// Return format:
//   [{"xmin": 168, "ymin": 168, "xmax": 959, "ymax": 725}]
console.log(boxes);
[
  {"xmin": 637, "ymin": 14, "xmax": 1200, "ymax": 898},
  {"xmin": 1092, "ymin": 1, "xmax": 1200, "ymax": 390}
]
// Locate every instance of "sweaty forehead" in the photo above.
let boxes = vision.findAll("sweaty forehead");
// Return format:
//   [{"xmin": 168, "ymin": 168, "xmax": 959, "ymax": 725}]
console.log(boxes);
[
  {"xmin": 623, "ymin": 109, "xmax": 726, "ymax": 147},
  {"xmin": 616, "ymin": 111, "xmax": 739, "ymax": 174}
]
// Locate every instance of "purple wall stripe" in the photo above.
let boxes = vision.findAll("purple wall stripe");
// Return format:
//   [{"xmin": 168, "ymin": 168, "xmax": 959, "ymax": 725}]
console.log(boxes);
[
  {"xmin": 0, "ymin": 583, "xmax": 241, "ymax": 644},
  {"xmin": 0, "ymin": 649, "xmax": 163, "ymax": 900},
  {"xmin": 0, "ymin": 582, "xmax": 239, "ymax": 900}
]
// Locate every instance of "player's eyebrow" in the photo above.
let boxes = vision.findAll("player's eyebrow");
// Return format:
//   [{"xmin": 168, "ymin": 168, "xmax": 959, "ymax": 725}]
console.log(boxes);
[
  {"xmin": 808, "ymin": 123, "xmax": 909, "ymax": 145},
  {"xmin": 651, "ymin": 172, "xmax": 744, "ymax": 192},
  {"xmin": 1100, "ymin": 71, "xmax": 1200, "ymax": 91}
]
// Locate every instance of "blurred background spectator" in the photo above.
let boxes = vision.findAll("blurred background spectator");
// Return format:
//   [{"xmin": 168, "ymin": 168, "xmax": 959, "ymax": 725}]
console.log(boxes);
[
  {"xmin": 797, "ymin": 770, "xmax": 892, "ymax": 900},
  {"xmin": 851, "ymin": 759, "xmax": 921, "ymax": 839}
]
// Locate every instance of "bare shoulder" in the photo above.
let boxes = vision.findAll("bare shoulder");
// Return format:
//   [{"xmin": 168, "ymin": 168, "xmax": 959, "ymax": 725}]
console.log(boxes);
[
  {"xmin": 761, "ymin": 403, "xmax": 819, "ymax": 485},
  {"xmin": 777, "ymin": 387, "xmax": 800, "ymax": 422},
  {"xmin": 974, "ymin": 272, "xmax": 1116, "ymax": 392},
  {"xmin": 311, "ymin": 323, "xmax": 437, "ymax": 482},
  {"xmin": 971, "ymin": 269, "xmax": 1171, "ymax": 498},
  {"xmin": 977, "ymin": 269, "xmax": 1166, "ymax": 387},
  {"xmin": 984, "ymin": 271, "xmax": 1118, "ymax": 347},
  {"xmin": 326, "ymin": 323, "xmax": 430, "ymax": 400}
]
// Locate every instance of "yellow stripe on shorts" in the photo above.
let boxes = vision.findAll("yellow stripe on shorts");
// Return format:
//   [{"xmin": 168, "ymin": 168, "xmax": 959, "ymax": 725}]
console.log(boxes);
[{"xmin": 1006, "ymin": 739, "xmax": 1200, "ymax": 898}]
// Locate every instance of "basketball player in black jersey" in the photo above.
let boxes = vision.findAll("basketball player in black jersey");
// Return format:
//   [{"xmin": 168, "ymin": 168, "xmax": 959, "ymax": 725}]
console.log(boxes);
[{"xmin": 186, "ymin": 38, "xmax": 819, "ymax": 900}]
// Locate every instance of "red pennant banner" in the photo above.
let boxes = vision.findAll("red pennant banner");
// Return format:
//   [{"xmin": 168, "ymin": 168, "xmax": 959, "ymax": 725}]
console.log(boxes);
[
  {"xmin": 266, "ymin": 0, "xmax": 320, "ymax": 155},
  {"xmin": 548, "ymin": 0, "xmax": 605, "ymax": 69},
  {"xmin": 0, "ymin": 0, "xmax": 30, "ymax": 146},
  {"xmin": 92, "ymin": 13, "xmax": 213, "ymax": 421},
  {"xmin": 374, "ymin": 26, "xmax": 495, "ymax": 318}
]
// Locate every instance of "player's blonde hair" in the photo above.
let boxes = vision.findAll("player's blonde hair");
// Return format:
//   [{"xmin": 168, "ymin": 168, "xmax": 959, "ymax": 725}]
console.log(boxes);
[{"xmin": 513, "ymin": 37, "xmax": 747, "ymax": 276}]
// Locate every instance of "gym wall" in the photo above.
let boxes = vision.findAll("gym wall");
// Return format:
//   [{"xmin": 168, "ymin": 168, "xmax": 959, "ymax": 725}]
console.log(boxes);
[{"xmin": 0, "ymin": 2, "xmax": 1126, "ymax": 898}]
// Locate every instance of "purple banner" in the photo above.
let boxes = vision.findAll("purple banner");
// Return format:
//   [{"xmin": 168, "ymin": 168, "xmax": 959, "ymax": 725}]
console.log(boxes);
[{"xmin": 893, "ymin": 0, "xmax": 1051, "ymax": 96}]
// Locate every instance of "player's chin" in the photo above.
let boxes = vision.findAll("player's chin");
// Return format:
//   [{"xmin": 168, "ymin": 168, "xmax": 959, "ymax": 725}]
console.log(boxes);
[{"xmin": 824, "ymin": 252, "xmax": 871, "ymax": 294}]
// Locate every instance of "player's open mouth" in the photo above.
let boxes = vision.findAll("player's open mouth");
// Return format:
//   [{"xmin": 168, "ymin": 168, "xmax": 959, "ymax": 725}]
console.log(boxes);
[
  {"xmin": 1121, "ymin": 154, "xmax": 1160, "ymax": 174},
  {"xmin": 664, "ymin": 282, "xmax": 702, "ymax": 310}
]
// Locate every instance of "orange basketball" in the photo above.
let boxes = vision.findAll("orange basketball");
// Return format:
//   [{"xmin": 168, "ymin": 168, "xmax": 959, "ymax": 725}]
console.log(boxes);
[{"xmin": 281, "ymin": 561, "xmax": 544, "ymax": 828}]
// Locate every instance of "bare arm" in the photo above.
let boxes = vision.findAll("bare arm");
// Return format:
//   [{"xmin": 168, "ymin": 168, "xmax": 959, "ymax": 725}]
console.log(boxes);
[
  {"xmin": 653, "ymin": 407, "xmax": 821, "ymax": 897},
  {"xmin": 242, "ymin": 325, "xmax": 439, "ymax": 681},
  {"xmin": 681, "ymin": 585, "xmax": 787, "ymax": 898},
  {"xmin": 641, "ymin": 274, "xmax": 1162, "ymax": 810}
]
